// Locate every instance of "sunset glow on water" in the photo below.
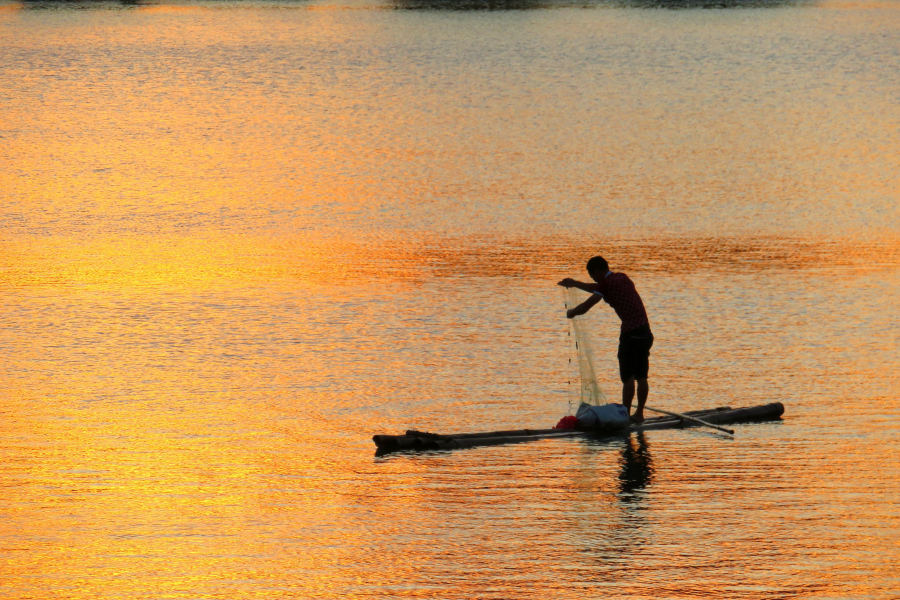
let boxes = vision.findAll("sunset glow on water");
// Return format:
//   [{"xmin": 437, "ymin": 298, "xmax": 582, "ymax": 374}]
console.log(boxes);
[{"xmin": 1, "ymin": 0, "xmax": 898, "ymax": 597}]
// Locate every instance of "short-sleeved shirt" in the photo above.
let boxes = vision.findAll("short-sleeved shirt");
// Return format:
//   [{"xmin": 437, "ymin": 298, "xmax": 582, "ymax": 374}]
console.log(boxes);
[{"xmin": 593, "ymin": 272, "xmax": 650, "ymax": 333}]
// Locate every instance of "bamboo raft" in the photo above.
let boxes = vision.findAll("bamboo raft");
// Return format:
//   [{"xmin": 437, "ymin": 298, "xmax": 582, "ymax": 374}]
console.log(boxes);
[{"xmin": 373, "ymin": 402, "xmax": 784, "ymax": 454}]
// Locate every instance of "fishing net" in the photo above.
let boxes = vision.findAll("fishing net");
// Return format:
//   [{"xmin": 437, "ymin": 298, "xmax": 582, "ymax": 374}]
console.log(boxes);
[{"xmin": 563, "ymin": 287, "xmax": 608, "ymax": 414}]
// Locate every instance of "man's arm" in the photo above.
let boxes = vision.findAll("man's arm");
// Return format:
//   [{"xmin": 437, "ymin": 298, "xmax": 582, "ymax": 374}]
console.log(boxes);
[
  {"xmin": 566, "ymin": 293, "xmax": 603, "ymax": 319},
  {"xmin": 557, "ymin": 278, "xmax": 599, "ymax": 293}
]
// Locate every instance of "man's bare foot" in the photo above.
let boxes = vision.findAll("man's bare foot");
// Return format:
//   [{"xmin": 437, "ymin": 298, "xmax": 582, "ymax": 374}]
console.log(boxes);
[{"xmin": 630, "ymin": 413, "xmax": 644, "ymax": 424}]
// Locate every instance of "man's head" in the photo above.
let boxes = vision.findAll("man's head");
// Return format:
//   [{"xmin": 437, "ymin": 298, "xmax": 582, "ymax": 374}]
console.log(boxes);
[{"xmin": 586, "ymin": 256, "xmax": 609, "ymax": 282}]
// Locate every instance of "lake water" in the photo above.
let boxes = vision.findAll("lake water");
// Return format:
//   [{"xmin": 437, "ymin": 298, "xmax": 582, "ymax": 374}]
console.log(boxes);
[{"xmin": 1, "ymin": 0, "xmax": 898, "ymax": 597}]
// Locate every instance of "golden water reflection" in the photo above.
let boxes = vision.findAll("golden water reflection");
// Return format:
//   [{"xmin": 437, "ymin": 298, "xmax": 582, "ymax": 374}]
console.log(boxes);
[
  {"xmin": 3, "ymin": 243, "xmax": 898, "ymax": 598},
  {"xmin": 3, "ymin": 1, "xmax": 900, "ymax": 598},
  {"xmin": 2, "ymin": 232, "xmax": 899, "ymax": 291}
]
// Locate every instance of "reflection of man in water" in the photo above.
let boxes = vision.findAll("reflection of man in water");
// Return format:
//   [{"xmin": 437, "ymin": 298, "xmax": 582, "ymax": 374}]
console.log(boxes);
[
  {"xmin": 558, "ymin": 255, "xmax": 654, "ymax": 423},
  {"xmin": 618, "ymin": 433, "xmax": 654, "ymax": 500}
]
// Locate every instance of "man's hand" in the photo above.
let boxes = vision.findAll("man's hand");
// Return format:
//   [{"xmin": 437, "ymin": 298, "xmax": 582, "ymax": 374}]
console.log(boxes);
[
  {"xmin": 558, "ymin": 278, "xmax": 576, "ymax": 288},
  {"xmin": 566, "ymin": 294, "xmax": 601, "ymax": 319}
]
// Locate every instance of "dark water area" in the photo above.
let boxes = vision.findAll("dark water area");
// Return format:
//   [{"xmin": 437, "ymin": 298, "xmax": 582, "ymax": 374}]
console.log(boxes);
[
  {"xmin": 1, "ymin": 0, "xmax": 898, "ymax": 597},
  {"xmin": 390, "ymin": 0, "xmax": 803, "ymax": 11},
  {"xmin": 15, "ymin": 0, "xmax": 806, "ymax": 9}
]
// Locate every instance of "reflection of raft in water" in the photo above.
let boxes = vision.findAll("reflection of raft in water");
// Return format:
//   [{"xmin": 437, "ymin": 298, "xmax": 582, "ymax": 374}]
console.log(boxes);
[{"xmin": 373, "ymin": 402, "xmax": 784, "ymax": 454}]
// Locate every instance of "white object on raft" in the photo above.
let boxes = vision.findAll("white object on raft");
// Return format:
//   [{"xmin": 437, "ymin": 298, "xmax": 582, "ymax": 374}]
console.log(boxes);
[{"xmin": 575, "ymin": 402, "xmax": 631, "ymax": 431}]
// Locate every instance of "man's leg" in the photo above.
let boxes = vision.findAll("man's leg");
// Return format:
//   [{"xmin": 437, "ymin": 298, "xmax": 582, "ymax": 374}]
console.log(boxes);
[
  {"xmin": 633, "ymin": 378, "xmax": 649, "ymax": 423},
  {"xmin": 622, "ymin": 377, "xmax": 635, "ymax": 413},
  {"xmin": 630, "ymin": 329, "xmax": 653, "ymax": 423}
]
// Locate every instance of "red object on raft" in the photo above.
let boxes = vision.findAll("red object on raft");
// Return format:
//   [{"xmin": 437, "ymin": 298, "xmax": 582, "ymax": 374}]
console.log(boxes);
[{"xmin": 554, "ymin": 415, "xmax": 578, "ymax": 429}]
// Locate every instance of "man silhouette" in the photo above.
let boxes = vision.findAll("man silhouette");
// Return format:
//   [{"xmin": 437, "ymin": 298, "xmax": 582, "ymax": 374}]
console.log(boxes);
[{"xmin": 558, "ymin": 256, "xmax": 654, "ymax": 423}]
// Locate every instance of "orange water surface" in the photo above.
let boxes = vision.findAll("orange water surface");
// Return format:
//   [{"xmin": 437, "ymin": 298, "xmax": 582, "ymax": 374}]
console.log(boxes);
[{"xmin": 1, "ymin": 0, "xmax": 898, "ymax": 598}]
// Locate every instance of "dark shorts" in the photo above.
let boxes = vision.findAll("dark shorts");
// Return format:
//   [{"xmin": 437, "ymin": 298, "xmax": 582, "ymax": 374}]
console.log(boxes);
[{"xmin": 618, "ymin": 324, "xmax": 654, "ymax": 383}]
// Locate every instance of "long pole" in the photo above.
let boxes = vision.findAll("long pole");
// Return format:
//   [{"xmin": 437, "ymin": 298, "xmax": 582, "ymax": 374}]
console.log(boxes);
[{"xmin": 643, "ymin": 406, "xmax": 735, "ymax": 436}]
